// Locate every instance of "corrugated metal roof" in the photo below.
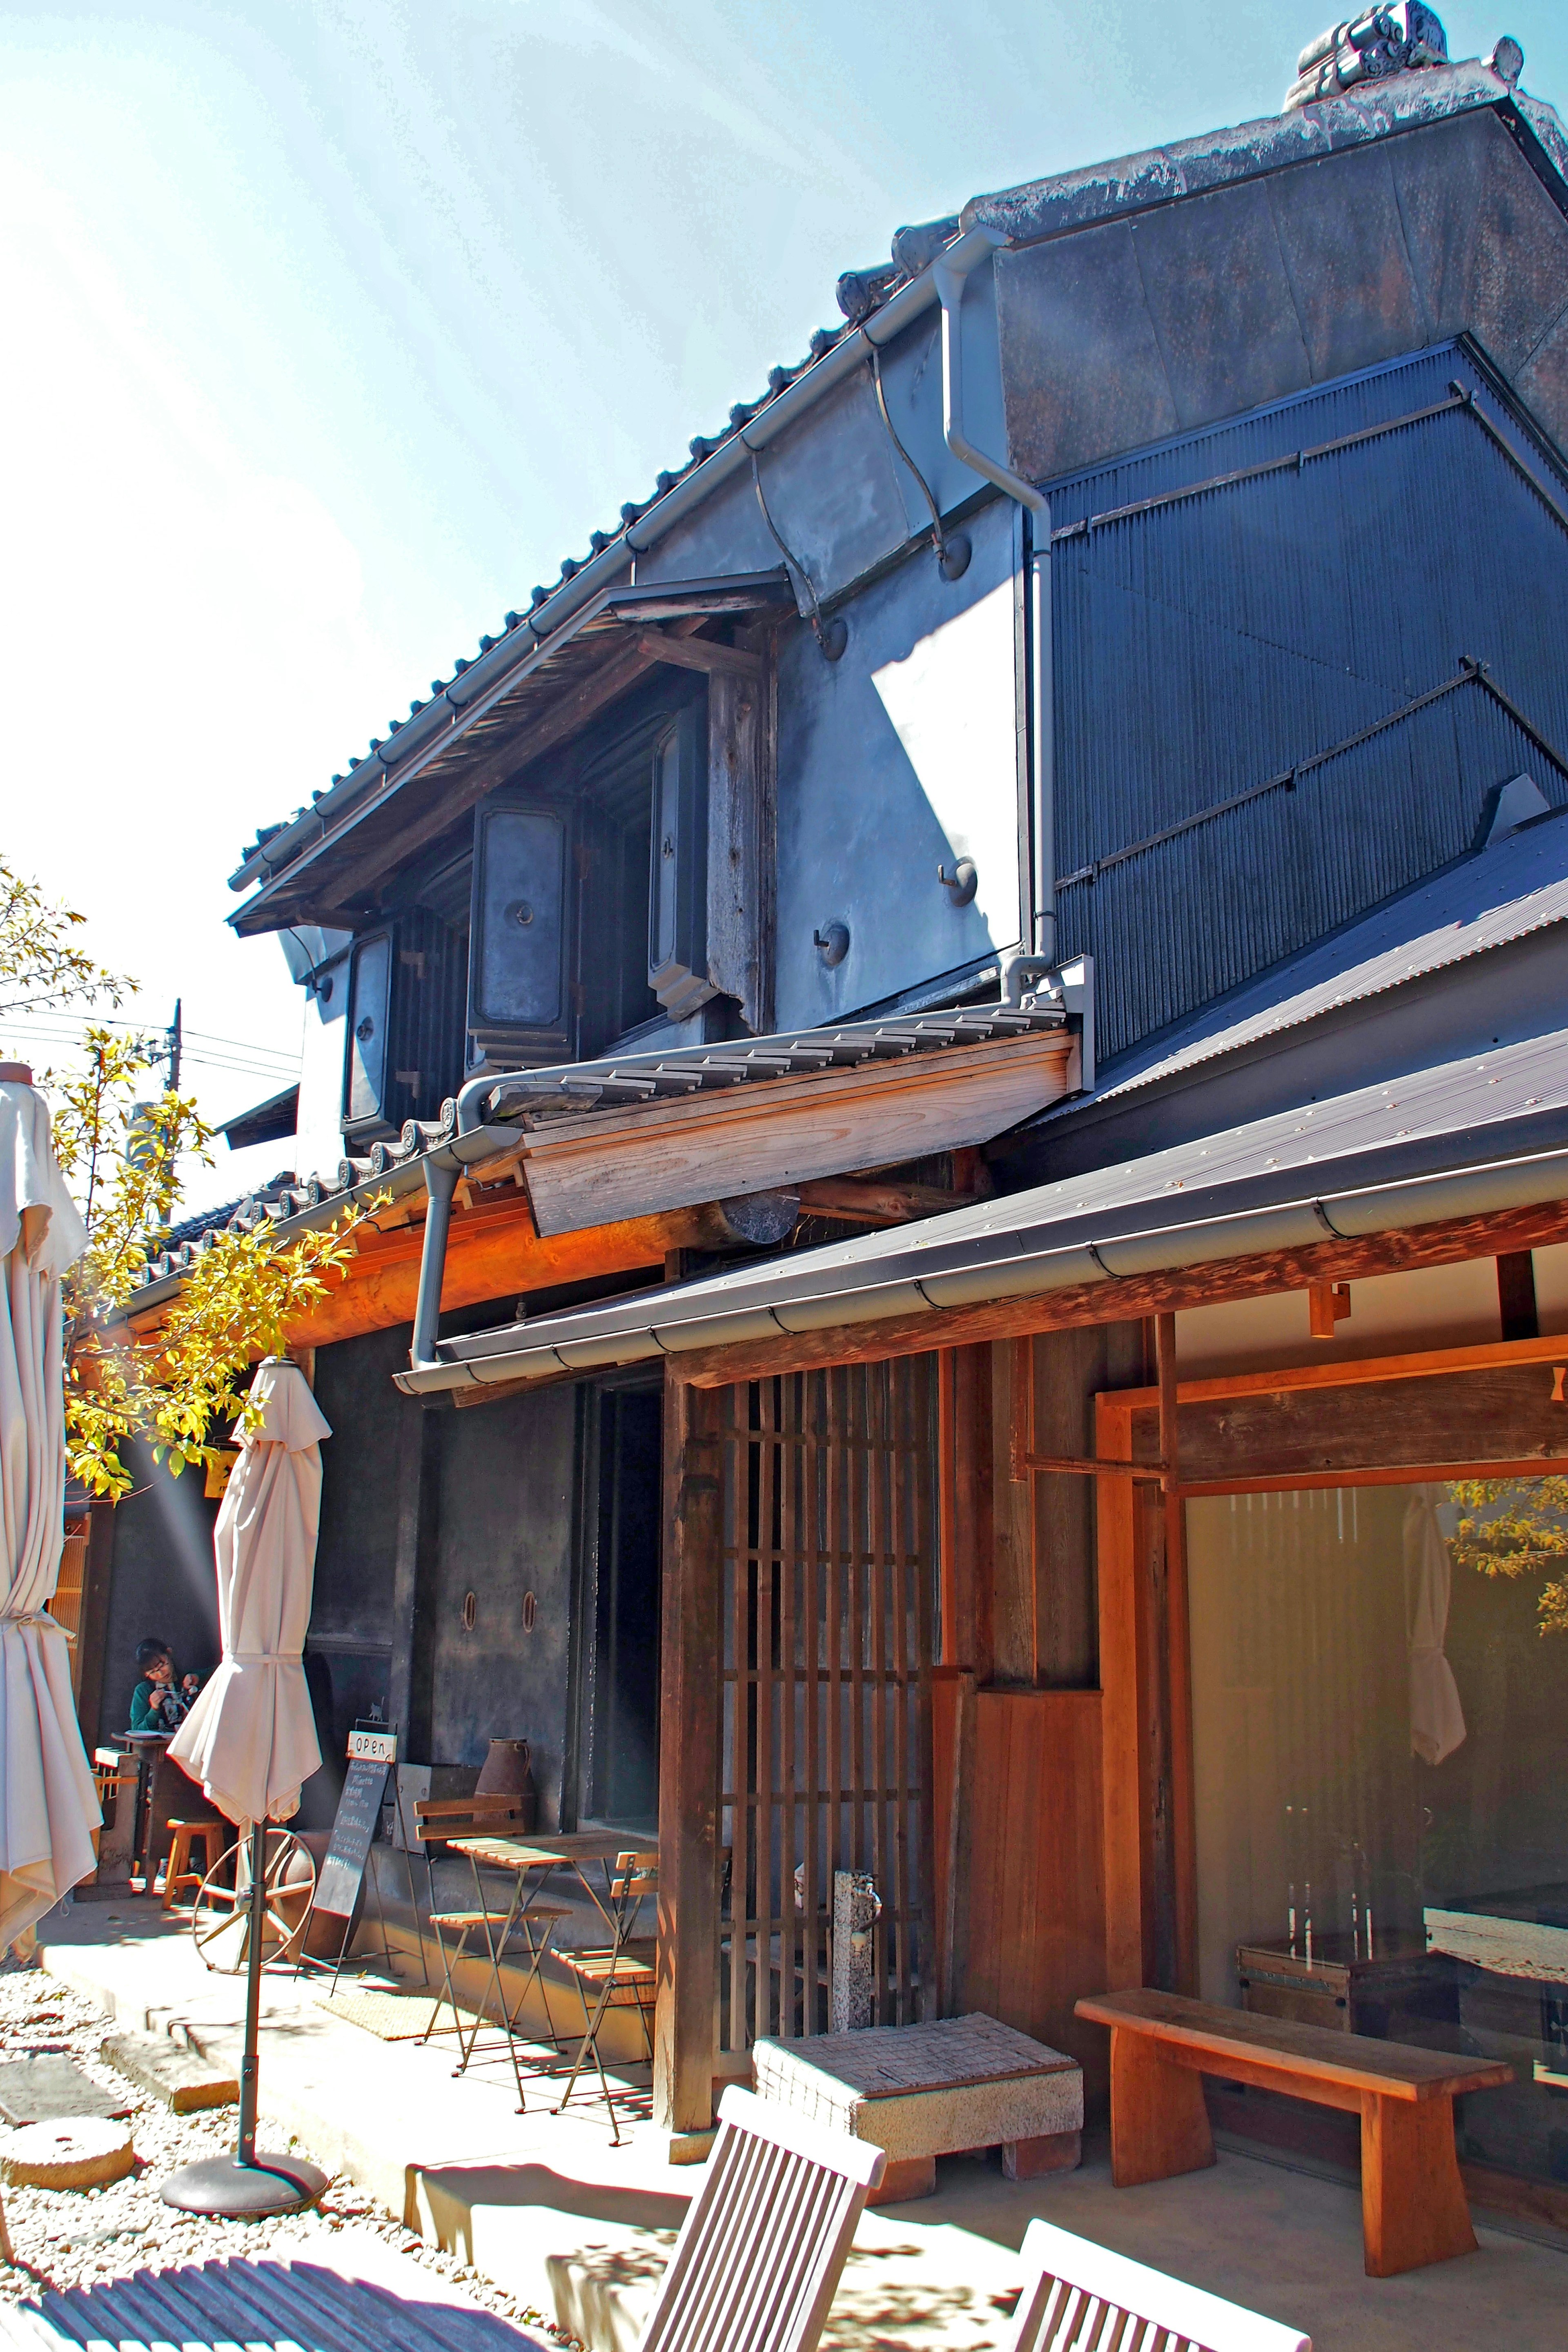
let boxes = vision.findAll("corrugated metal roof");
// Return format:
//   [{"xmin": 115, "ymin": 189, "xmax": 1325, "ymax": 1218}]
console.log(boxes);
[
  {"xmin": 398, "ymin": 1023, "xmax": 1568, "ymax": 1391},
  {"xmin": 1034, "ymin": 809, "xmax": 1568, "ymax": 1123},
  {"xmin": 0, "ymin": 2254, "xmax": 545, "ymax": 2352},
  {"xmin": 1048, "ymin": 343, "xmax": 1568, "ymax": 1062}
]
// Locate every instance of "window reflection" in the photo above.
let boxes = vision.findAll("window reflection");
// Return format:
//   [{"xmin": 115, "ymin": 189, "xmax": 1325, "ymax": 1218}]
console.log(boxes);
[{"xmin": 1189, "ymin": 1479, "xmax": 1568, "ymax": 2189}]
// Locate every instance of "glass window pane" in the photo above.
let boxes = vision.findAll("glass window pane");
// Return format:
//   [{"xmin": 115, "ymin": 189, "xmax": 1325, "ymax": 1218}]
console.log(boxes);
[{"xmin": 1188, "ymin": 1478, "xmax": 1568, "ymax": 2191}]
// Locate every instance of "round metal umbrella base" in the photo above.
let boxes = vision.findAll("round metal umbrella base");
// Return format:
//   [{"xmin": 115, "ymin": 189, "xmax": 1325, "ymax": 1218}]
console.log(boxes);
[{"xmin": 161, "ymin": 2153, "xmax": 327, "ymax": 2218}]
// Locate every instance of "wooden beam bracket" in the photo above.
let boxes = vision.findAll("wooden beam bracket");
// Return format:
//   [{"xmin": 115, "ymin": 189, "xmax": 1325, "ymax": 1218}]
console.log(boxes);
[{"xmin": 635, "ymin": 628, "xmax": 764, "ymax": 679}]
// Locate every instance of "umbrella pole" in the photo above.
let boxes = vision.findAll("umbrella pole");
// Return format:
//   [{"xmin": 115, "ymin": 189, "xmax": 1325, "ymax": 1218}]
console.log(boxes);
[
  {"xmin": 237, "ymin": 1817, "xmax": 266, "ymax": 2166},
  {"xmin": 160, "ymin": 1820, "xmax": 328, "ymax": 2219}
]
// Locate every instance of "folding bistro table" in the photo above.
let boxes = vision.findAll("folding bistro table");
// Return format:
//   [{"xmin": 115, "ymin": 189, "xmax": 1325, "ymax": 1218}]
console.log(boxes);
[{"xmin": 443, "ymin": 1829, "xmax": 660, "ymax": 2107}]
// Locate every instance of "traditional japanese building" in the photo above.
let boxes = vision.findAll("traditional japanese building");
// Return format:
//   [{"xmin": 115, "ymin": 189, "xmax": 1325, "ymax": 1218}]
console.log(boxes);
[{"xmin": 92, "ymin": 12, "xmax": 1568, "ymax": 2217}]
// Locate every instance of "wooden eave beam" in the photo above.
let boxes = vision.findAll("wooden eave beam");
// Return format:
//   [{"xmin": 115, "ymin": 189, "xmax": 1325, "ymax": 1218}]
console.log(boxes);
[
  {"xmin": 796, "ymin": 1176, "xmax": 986, "ymax": 1225},
  {"xmin": 124, "ymin": 1187, "xmax": 740, "ymax": 1356},
  {"xmin": 672, "ymin": 1194, "xmax": 1568, "ymax": 1388},
  {"xmin": 315, "ymin": 639, "xmax": 661, "ymax": 909},
  {"xmin": 634, "ymin": 629, "xmax": 764, "ymax": 679}
]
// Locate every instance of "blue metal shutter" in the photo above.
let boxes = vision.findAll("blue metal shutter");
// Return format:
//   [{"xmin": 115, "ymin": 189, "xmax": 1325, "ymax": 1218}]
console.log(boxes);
[
  {"xmin": 343, "ymin": 930, "xmax": 392, "ymax": 1132},
  {"xmin": 469, "ymin": 798, "xmax": 574, "ymax": 1060}
]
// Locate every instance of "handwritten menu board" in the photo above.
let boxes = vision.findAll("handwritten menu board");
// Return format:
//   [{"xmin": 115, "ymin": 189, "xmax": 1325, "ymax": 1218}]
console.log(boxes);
[{"xmin": 314, "ymin": 1756, "xmax": 390, "ymax": 1919}]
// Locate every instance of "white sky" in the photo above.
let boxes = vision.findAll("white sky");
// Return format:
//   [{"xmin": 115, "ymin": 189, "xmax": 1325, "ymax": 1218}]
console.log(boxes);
[{"xmin": 3, "ymin": 0, "xmax": 1563, "ymax": 1214}]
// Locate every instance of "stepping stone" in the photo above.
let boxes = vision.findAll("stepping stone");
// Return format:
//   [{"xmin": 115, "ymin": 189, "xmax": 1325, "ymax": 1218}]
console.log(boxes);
[
  {"xmin": 0, "ymin": 2117, "xmax": 134, "ymax": 2188},
  {"xmin": 100, "ymin": 2031, "xmax": 238, "ymax": 2114},
  {"xmin": 0, "ymin": 2057, "xmax": 127, "ymax": 2126}
]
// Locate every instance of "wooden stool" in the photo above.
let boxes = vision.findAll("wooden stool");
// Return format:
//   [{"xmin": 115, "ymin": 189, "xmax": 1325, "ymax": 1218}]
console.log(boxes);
[{"xmin": 160, "ymin": 1820, "xmax": 216, "ymax": 1911}]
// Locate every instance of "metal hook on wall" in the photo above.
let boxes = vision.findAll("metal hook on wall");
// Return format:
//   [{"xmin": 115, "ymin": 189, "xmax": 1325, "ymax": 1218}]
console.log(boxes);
[
  {"xmin": 868, "ymin": 347, "xmax": 971, "ymax": 583},
  {"xmin": 748, "ymin": 447, "xmax": 848, "ymax": 661}
]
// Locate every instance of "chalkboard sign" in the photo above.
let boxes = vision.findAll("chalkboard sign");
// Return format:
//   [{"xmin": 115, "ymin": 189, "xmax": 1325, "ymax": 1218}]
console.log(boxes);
[{"xmin": 314, "ymin": 1756, "xmax": 390, "ymax": 1919}]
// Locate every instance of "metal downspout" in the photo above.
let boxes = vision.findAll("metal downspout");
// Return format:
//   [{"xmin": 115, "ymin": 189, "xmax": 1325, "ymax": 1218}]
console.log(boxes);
[
  {"xmin": 932, "ymin": 245, "xmax": 1058, "ymax": 998},
  {"xmin": 410, "ymin": 1159, "xmax": 459, "ymax": 1371},
  {"xmin": 406, "ymin": 1104, "xmax": 525, "ymax": 1372}
]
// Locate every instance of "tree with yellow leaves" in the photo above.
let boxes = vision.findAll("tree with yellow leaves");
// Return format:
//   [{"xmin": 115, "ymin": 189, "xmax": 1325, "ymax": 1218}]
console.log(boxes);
[
  {"xmin": 1447, "ymin": 1477, "xmax": 1568, "ymax": 1638},
  {"xmin": 3, "ymin": 855, "xmax": 370, "ymax": 1500}
]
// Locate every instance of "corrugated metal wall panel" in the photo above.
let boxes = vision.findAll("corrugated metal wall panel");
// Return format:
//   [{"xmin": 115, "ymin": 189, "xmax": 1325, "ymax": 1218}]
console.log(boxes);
[{"xmin": 1049, "ymin": 346, "xmax": 1568, "ymax": 1059}]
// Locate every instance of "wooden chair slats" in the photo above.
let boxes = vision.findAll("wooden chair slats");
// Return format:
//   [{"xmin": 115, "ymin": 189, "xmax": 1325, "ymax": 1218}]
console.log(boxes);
[
  {"xmin": 638, "ymin": 2087, "xmax": 883, "ymax": 2352},
  {"xmin": 1002, "ymin": 2220, "xmax": 1310, "ymax": 2352}
]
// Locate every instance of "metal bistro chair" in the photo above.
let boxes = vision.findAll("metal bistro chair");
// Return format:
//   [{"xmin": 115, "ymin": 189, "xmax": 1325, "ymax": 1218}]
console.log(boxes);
[
  {"xmin": 413, "ymin": 1792, "xmax": 571, "ymax": 2084},
  {"xmin": 552, "ymin": 1848, "xmax": 659, "ymax": 2141}
]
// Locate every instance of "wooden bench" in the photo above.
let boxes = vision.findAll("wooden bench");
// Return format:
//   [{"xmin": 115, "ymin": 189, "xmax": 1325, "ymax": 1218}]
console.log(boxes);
[{"xmin": 1075, "ymin": 1989, "xmax": 1512, "ymax": 2278}]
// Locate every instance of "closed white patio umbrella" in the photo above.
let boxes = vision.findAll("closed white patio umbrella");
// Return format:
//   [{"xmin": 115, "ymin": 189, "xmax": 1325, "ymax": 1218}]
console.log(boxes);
[
  {"xmin": 164, "ymin": 1353, "xmax": 331, "ymax": 2216},
  {"xmin": 0, "ymin": 1069, "xmax": 98, "ymax": 1948}
]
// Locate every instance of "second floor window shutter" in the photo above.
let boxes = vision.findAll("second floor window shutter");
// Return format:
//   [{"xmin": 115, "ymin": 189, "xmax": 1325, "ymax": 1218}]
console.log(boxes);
[
  {"xmin": 343, "ymin": 930, "xmax": 392, "ymax": 1132},
  {"xmin": 469, "ymin": 797, "xmax": 575, "ymax": 1064}
]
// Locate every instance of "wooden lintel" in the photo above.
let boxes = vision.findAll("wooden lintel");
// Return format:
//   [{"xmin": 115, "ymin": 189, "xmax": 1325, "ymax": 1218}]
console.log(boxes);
[
  {"xmin": 1019, "ymin": 1453, "xmax": 1166, "ymax": 1479},
  {"xmin": 634, "ymin": 629, "xmax": 764, "ymax": 680},
  {"xmin": 673, "ymin": 1194, "xmax": 1568, "ymax": 1387}
]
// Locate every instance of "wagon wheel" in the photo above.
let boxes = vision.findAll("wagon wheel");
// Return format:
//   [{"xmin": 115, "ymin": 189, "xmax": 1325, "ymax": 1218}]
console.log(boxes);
[{"xmin": 190, "ymin": 1829, "xmax": 318, "ymax": 1973}]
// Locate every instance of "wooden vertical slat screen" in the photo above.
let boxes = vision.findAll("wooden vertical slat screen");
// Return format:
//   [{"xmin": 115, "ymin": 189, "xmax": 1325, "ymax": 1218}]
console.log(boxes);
[{"xmin": 718, "ymin": 1356, "xmax": 937, "ymax": 2053}]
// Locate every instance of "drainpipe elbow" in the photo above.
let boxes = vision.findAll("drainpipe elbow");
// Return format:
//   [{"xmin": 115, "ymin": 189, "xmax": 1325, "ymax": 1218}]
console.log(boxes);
[{"xmin": 410, "ymin": 1159, "xmax": 461, "ymax": 1371}]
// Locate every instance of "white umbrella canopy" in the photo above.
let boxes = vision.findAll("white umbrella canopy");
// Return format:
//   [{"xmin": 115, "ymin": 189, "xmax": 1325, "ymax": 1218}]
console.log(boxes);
[
  {"xmin": 170, "ymin": 1356, "xmax": 330, "ymax": 1826},
  {"xmin": 0, "ymin": 1076, "xmax": 98, "ymax": 1946}
]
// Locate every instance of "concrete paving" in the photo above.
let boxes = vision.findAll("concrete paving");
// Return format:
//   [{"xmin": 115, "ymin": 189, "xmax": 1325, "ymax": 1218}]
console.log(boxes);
[{"xmin": 33, "ymin": 1895, "xmax": 1568, "ymax": 2352}]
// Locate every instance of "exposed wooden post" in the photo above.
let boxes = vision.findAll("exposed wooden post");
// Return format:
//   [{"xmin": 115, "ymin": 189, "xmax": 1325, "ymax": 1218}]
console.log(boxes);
[
  {"xmin": 1497, "ymin": 1250, "xmax": 1539, "ymax": 1342},
  {"xmin": 654, "ymin": 1373, "xmax": 724, "ymax": 2137},
  {"xmin": 1156, "ymin": 1313, "xmax": 1198, "ymax": 1995},
  {"xmin": 1096, "ymin": 1394, "xmax": 1150, "ymax": 1988}
]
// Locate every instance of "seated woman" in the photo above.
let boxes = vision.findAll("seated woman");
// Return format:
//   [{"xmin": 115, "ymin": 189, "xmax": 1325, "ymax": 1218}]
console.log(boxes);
[{"xmin": 129, "ymin": 1637, "xmax": 190, "ymax": 1734}]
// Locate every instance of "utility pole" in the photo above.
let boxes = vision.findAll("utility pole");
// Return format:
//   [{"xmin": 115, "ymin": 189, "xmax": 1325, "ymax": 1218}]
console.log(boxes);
[{"xmin": 166, "ymin": 999, "xmax": 182, "ymax": 1093}]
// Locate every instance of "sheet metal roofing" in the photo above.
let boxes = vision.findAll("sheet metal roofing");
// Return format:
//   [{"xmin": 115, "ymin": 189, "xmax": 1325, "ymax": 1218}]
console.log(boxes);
[
  {"xmin": 229, "ymin": 53, "xmax": 1566, "ymax": 907},
  {"xmin": 400, "ymin": 1022, "xmax": 1568, "ymax": 1392},
  {"xmin": 1032, "ymin": 809, "xmax": 1568, "ymax": 1123}
]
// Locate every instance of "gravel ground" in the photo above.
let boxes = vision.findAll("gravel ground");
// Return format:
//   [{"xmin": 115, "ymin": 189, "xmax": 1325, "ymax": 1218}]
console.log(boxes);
[{"xmin": 0, "ymin": 1957, "xmax": 571, "ymax": 2339}]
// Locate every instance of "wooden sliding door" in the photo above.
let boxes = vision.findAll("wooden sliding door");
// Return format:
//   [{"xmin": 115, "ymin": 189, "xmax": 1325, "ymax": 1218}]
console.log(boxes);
[{"xmin": 717, "ymin": 1358, "xmax": 938, "ymax": 2054}]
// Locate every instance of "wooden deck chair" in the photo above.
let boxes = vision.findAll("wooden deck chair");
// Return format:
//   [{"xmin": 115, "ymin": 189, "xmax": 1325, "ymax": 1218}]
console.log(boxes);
[
  {"xmin": 1003, "ymin": 2217, "xmax": 1311, "ymax": 2352},
  {"xmin": 637, "ymin": 2085, "xmax": 885, "ymax": 2352}
]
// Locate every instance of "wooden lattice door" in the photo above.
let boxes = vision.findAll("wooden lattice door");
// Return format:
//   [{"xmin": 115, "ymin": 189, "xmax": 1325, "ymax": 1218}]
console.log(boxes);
[{"xmin": 717, "ymin": 1357, "xmax": 938, "ymax": 2054}]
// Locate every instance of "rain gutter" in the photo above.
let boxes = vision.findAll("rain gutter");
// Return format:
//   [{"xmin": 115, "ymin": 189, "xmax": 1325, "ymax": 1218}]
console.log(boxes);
[
  {"xmin": 229, "ymin": 225, "xmax": 1008, "ymax": 916},
  {"xmin": 392, "ymin": 1143, "xmax": 1568, "ymax": 1396}
]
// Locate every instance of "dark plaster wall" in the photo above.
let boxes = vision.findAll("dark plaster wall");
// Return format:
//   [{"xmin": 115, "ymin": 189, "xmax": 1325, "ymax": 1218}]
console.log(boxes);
[
  {"xmin": 427, "ymin": 1382, "xmax": 580, "ymax": 1822},
  {"xmin": 996, "ymin": 109, "xmax": 1568, "ymax": 485},
  {"xmin": 98, "ymin": 1444, "xmax": 222, "ymax": 1742}
]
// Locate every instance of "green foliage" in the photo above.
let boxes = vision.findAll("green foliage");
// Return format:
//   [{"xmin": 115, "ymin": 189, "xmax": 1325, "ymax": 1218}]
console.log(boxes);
[
  {"xmin": 1447, "ymin": 1476, "xmax": 1568, "ymax": 1638},
  {"xmin": 0, "ymin": 857, "xmax": 127, "ymax": 1023},
  {"xmin": 2, "ymin": 854, "xmax": 372, "ymax": 1501}
]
